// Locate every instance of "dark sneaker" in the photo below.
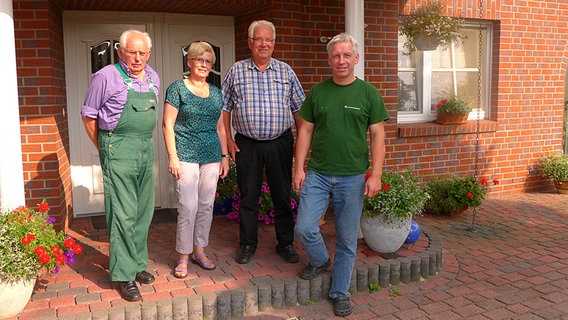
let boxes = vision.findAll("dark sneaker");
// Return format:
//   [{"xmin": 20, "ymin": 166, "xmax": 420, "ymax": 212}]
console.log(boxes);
[
  {"xmin": 299, "ymin": 258, "xmax": 331, "ymax": 280},
  {"xmin": 236, "ymin": 245, "xmax": 255, "ymax": 264},
  {"xmin": 135, "ymin": 270, "xmax": 155, "ymax": 284},
  {"xmin": 331, "ymin": 295, "xmax": 352, "ymax": 317},
  {"xmin": 118, "ymin": 281, "xmax": 141, "ymax": 302},
  {"xmin": 276, "ymin": 245, "xmax": 299, "ymax": 263}
]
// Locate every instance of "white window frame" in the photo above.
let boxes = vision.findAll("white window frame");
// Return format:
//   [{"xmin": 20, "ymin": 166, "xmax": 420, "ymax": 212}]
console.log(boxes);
[{"xmin": 397, "ymin": 21, "xmax": 493, "ymax": 124}]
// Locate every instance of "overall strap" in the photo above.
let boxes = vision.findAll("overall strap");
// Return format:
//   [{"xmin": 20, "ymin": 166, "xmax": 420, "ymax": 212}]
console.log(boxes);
[
  {"xmin": 114, "ymin": 63, "xmax": 133, "ymax": 91},
  {"xmin": 114, "ymin": 63, "xmax": 155, "ymax": 93}
]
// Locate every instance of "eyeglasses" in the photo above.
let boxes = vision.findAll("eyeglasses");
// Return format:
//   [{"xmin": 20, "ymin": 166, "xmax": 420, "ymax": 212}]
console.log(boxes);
[
  {"xmin": 125, "ymin": 50, "xmax": 149, "ymax": 58},
  {"xmin": 250, "ymin": 37, "xmax": 275, "ymax": 44},
  {"xmin": 191, "ymin": 57, "xmax": 213, "ymax": 67}
]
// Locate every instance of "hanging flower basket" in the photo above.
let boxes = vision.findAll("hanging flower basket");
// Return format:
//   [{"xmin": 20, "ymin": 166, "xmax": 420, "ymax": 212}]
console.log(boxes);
[{"xmin": 414, "ymin": 33, "xmax": 440, "ymax": 51}]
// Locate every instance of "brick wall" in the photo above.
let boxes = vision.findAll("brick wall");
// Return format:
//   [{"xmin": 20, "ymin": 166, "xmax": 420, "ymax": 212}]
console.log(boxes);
[
  {"xmin": 14, "ymin": 0, "xmax": 71, "ymax": 230},
  {"xmin": 12, "ymin": 0, "xmax": 568, "ymax": 230}
]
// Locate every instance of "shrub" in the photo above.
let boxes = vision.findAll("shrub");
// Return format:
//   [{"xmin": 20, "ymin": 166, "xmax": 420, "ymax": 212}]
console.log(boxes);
[{"xmin": 425, "ymin": 175, "xmax": 496, "ymax": 216}]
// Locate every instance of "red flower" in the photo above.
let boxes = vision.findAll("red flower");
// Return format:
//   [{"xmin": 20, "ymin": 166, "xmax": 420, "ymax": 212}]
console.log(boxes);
[
  {"xmin": 382, "ymin": 183, "xmax": 390, "ymax": 191},
  {"xmin": 38, "ymin": 202, "xmax": 50, "ymax": 212},
  {"xmin": 440, "ymin": 99, "xmax": 448, "ymax": 104},
  {"xmin": 479, "ymin": 178, "xmax": 487, "ymax": 186},
  {"xmin": 51, "ymin": 246, "xmax": 61, "ymax": 254},
  {"xmin": 467, "ymin": 192, "xmax": 474, "ymax": 198},
  {"xmin": 73, "ymin": 244, "xmax": 83, "ymax": 255},
  {"xmin": 365, "ymin": 172, "xmax": 371, "ymax": 181},
  {"xmin": 34, "ymin": 246, "xmax": 46, "ymax": 256},
  {"xmin": 64, "ymin": 238, "xmax": 75, "ymax": 248},
  {"xmin": 493, "ymin": 179, "xmax": 500, "ymax": 185},
  {"xmin": 21, "ymin": 234, "xmax": 36, "ymax": 245},
  {"xmin": 40, "ymin": 254, "xmax": 51, "ymax": 264},
  {"xmin": 55, "ymin": 254, "xmax": 66, "ymax": 265}
]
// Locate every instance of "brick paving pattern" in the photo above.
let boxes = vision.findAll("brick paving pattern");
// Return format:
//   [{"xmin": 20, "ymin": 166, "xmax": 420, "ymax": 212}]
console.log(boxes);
[{"xmin": 9, "ymin": 192, "xmax": 568, "ymax": 319}]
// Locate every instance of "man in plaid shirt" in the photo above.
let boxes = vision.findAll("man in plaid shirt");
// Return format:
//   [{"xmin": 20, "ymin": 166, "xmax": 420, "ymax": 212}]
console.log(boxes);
[{"xmin": 221, "ymin": 20, "xmax": 305, "ymax": 265}]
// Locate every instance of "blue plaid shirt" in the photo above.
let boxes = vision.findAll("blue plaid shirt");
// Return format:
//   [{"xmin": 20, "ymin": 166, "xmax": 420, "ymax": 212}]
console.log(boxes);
[{"xmin": 221, "ymin": 58, "xmax": 305, "ymax": 140}]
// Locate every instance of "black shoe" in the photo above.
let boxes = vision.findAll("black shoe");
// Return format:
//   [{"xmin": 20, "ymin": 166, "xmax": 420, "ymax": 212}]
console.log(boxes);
[
  {"xmin": 236, "ymin": 245, "xmax": 255, "ymax": 264},
  {"xmin": 119, "ymin": 281, "xmax": 141, "ymax": 301},
  {"xmin": 135, "ymin": 270, "xmax": 155, "ymax": 284},
  {"xmin": 331, "ymin": 295, "xmax": 352, "ymax": 317},
  {"xmin": 299, "ymin": 258, "xmax": 331, "ymax": 280},
  {"xmin": 276, "ymin": 245, "xmax": 299, "ymax": 263}
]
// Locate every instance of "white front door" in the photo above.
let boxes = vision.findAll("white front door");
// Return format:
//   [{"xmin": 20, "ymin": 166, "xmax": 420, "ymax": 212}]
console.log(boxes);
[{"xmin": 64, "ymin": 11, "xmax": 234, "ymax": 217}]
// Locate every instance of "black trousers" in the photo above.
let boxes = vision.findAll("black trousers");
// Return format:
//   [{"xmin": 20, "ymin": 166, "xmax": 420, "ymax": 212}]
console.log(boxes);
[{"xmin": 234, "ymin": 130, "xmax": 295, "ymax": 250}]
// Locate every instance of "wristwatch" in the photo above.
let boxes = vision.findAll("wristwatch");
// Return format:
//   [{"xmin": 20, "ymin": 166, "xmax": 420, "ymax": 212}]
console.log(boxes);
[{"xmin": 221, "ymin": 154, "xmax": 230, "ymax": 158}]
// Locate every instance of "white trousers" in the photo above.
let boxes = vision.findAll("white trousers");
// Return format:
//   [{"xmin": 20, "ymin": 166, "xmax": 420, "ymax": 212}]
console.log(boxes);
[{"xmin": 175, "ymin": 161, "xmax": 220, "ymax": 254}]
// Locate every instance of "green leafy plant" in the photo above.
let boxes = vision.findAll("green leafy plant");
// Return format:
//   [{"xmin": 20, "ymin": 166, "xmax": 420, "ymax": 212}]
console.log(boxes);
[
  {"xmin": 369, "ymin": 280, "xmax": 380, "ymax": 293},
  {"xmin": 435, "ymin": 96, "xmax": 473, "ymax": 115},
  {"xmin": 425, "ymin": 175, "xmax": 498, "ymax": 216},
  {"xmin": 537, "ymin": 153, "xmax": 568, "ymax": 183},
  {"xmin": 363, "ymin": 169, "xmax": 429, "ymax": 224},
  {"xmin": 399, "ymin": 1, "xmax": 465, "ymax": 54},
  {"xmin": 388, "ymin": 286, "xmax": 403, "ymax": 297},
  {"xmin": 0, "ymin": 202, "xmax": 83, "ymax": 282}
]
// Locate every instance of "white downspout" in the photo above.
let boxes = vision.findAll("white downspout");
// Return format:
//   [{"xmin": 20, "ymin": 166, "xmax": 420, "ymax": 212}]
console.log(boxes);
[
  {"xmin": 0, "ymin": 0, "xmax": 26, "ymax": 211},
  {"xmin": 346, "ymin": 0, "xmax": 366, "ymax": 239},
  {"xmin": 345, "ymin": 0, "xmax": 365, "ymax": 80}
]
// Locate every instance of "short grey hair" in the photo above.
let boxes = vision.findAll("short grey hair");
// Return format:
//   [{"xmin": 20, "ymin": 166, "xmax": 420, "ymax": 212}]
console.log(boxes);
[
  {"xmin": 326, "ymin": 32, "xmax": 358, "ymax": 56},
  {"xmin": 187, "ymin": 41, "xmax": 216, "ymax": 64},
  {"xmin": 248, "ymin": 20, "xmax": 276, "ymax": 39},
  {"xmin": 119, "ymin": 29, "xmax": 153, "ymax": 50}
]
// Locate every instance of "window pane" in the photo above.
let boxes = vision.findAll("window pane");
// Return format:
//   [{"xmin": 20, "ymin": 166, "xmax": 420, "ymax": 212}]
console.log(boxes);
[
  {"xmin": 455, "ymin": 29, "xmax": 484, "ymax": 68},
  {"xmin": 431, "ymin": 71, "xmax": 454, "ymax": 111},
  {"xmin": 90, "ymin": 40, "xmax": 119, "ymax": 74},
  {"xmin": 432, "ymin": 47, "xmax": 452, "ymax": 68},
  {"xmin": 456, "ymin": 71, "xmax": 480, "ymax": 108},
  {"xmin": 398, "ymin": 72, "xmax": 418, "ymax": 112}
]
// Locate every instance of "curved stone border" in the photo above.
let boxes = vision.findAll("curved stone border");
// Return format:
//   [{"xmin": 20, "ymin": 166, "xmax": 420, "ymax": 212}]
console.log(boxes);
[{"xmin": 56, "ymin": 227, "xmax": 443, "ymax": 320}]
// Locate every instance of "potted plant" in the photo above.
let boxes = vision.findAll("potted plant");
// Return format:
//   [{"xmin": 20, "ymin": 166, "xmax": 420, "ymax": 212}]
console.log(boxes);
[
  {"xmin": 0, "ymin": 202, "xmax": 83, "ymax": 319},
  {"xmin": 361, "ymin": 169, "xmax": 429, "ymax": 253},
  {"xmin": 537, "ymin": 153, "xmax": 568, "ymax": 194},
  {"xmin": 434, "ymin": 96, "xmax": 473, "ymax": 124},
  {"xmin": 399, "ymin": 1, "xmax": 465, "ymax": 55},
  {"xmin": 425, "ymin": 175, "xmax": 497, "ymax": 216}
]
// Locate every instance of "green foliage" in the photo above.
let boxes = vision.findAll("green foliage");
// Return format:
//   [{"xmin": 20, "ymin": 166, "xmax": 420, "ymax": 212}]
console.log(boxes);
[
  {"xmin": 363, "ymin": 170, "xmax": 429, "ymax": 224},
  {"xmin": 435, "ymin": 96, "xmax": 473, "ymax": 115},
  {"xmin": 425, "ymin": 175, "xmax": 489, "ymax": 216},
  {"xmin": 0, "ymin": 202, "xmax": 83, "ymax": 283},
  {"xmin": 369, "ymin": 280, "xmax": 380, "ymax": 293},
  {"xmin": 538, "ymin": 153, "xmax": 568, "ymax": 182},
  {"xmin": 399, "ymin": 1, "xmax": 465, "ymax": 54},
  {"xmin": 388, "ymin": 286, "xmax": 403, "ymax": 297}
]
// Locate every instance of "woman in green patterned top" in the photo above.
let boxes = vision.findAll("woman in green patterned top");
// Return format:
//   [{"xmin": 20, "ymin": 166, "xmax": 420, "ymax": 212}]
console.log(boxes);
[{"xmin": 163, "ymin": 41, "xmax": 229, "ymax": 279}]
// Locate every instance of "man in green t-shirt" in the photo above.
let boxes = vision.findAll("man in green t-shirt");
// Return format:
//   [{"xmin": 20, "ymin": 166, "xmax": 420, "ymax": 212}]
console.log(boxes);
[{"xmin": 293, "ymin": 33, "xmax": 390, "ymax": 317}]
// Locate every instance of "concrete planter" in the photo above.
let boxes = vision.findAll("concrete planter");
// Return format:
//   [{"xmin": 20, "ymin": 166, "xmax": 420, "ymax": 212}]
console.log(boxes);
[
  {"xmin": 0, "ymin": 278, "xmax": 35, "ymax": 319},
  {"xmin": 360, "ymin": 215, "xmax": 412, "ymax": 253}
]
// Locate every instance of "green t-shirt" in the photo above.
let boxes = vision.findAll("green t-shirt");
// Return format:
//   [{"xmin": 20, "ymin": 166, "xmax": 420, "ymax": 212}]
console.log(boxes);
[{"xmin": 299, "ymin": 78, "xmax": 390, "ymax": 175}]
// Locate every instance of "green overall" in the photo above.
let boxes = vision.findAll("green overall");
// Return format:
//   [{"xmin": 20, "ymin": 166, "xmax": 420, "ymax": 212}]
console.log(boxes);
[{"xmin": 98, "ymin": 64, "xmax": 158, "ymax": 281}]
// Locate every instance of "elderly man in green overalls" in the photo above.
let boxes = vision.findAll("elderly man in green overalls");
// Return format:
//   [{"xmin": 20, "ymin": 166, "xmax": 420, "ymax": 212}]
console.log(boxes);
[{"xmin": 81, "ymin": 29, "xmax": 160, "ymax": 302}]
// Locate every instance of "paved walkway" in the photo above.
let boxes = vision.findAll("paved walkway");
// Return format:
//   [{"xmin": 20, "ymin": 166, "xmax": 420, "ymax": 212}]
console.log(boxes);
[{"xmin": 12, "ymin": 192, "xmax": 568, "ymax": 319}]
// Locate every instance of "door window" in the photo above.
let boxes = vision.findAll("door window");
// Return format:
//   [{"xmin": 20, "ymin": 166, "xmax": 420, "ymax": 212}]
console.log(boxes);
[{"xmin": 90, "ymin": 40, "xmax": 119, "ymax": 74}]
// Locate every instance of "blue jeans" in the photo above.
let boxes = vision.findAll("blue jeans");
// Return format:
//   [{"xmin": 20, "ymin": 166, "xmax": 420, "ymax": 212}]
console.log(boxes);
[{"xmin": 295, "ymin": 170, "xmax": 365, "ymax": 298}]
